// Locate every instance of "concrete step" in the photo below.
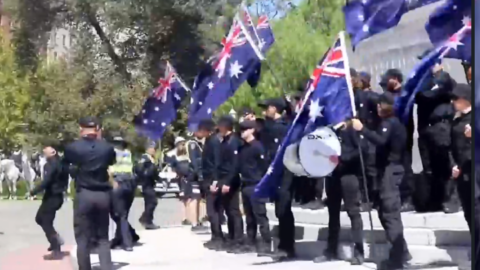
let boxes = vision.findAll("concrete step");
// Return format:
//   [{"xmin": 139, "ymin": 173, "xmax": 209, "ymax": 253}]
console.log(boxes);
[
  {"xmin": 266, "ymin": 204, "xmax": 469, "ymax": 231},
  {"xmin": 269, "ymin": 221, "xmax": 470, "ymax": 246},
  {"xmin": 269, "ymin": 221, "xmax": 469, "ymax": 266}
]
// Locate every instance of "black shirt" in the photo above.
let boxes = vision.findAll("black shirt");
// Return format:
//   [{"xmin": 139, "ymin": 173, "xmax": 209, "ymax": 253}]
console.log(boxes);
[
  {"xmin": 355, "ymin": 90, "xmax": 381, "ymax": 130},
  {"xmin": 238, "ymin": 139, "xmax": 268, "ymax": 183},
  {"xmin": 202, "ymin": 134, "xmax": 221, "ymax": 183},
  {"xmin": 136, "ymin": 154, "xmax": 159, "ymax": 188},
  {"xmin": 31, "ymin": 156, "xmax": 68, "ymax": 196},
  {"xmin": 449, "ymin": 111, "xmax": 471, "ymax": 169},
  {"xmin": 360, "ymin": 116, "xmax": 406, "ymax": 168},
  {"xmin": 260, "ymin": 117, "xmax": 289, "ymax": 163},
  {"xmin": 64, "ymin": 137, "xmax": 116, "ymax": 192},
  {"xmin": 337, "ymin": 126, "xmax": 363, "ymax": 163},
  {"xmin": 218, "ymin": 133, "xmax": 242, "ymax": 186}
]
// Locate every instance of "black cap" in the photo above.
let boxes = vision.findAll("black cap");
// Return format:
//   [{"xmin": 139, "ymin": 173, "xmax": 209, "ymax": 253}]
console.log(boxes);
[
  {"xmin": 451, "ymin": 83, "xmax": 472, "ymax": 103},
  {"xmin": 240, "ymin": 107, "xmax": 255, "ymax": 117},
  {"xmin": 217, "ymin": 115, "xmax": 235, "ymax": 130},
  {"xmin": 378, "ymin": 92, "xmax": 395, "ymax": 105},
  {"xmin": 239, "ymin": 120, "xmax": 257, "ymax": 130},
  {"xmin": 359, "ymin": 71, "xmax": 371, "ymax": 83},
  {"xmin": 197, "ymin": 119, "xmax": 215, "ymax": 132},
  {"xmin": 78, "ymin": 116, "xmax": 101, "ymax": 128},
  {"xmin": 258, "ymin": 98, "xmax": 286, "ymax": 112},
  {"xmin": 383, "ymin": 69, "xmax": 403, "ymax": 83}
]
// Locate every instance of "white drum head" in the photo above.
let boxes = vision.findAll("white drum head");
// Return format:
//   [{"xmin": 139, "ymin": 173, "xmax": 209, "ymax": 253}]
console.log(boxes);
[
  {"xmin": 298, "ymin": 127, "xmax": 341, "ymax": 177},
  {"xmin": 283, "ymin": 143, "xmax": 308, "ymax": 176}
]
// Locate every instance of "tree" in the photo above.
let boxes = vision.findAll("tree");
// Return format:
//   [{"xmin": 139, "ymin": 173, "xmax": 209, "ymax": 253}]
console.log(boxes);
[{"xmin": 0, "ymin": 34, "xmax": 30, "ymax": 149}]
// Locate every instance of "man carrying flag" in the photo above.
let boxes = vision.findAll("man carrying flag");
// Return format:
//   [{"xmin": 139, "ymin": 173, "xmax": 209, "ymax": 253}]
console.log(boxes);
[{"xmin": 255, "ymin": 32, "xmax": 357, "ymax": 261}]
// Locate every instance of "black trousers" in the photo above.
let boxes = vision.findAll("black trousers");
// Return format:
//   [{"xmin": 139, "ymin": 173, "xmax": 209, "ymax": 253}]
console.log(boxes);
[
  {"xmin": 377, "ymin": 164, "xmax": 409, "ymax": 263},
  {"xmin": 206, "ymin": 189, "xmax": 225, "ymax": 240},
  {"xmin": 429, "ymin": 146, "xmax": 455, "ymax": 209},
  {"xmin": 111, "ymin": 180, "xmax": 137, "ymax": 247},
  {"xmin": 35, "ymin": 193, "xmax": 64, "ymax": 251},
  {"xmin": 221, "ymin": 186, "xmax": 244, "ymax": 243},
  {"xmin": 74, "ymin": 189, "xmax": 112, "ymax": 270},
  {"xmin": 140, "ymin": 186, "xmax": 157, "ymax": 225},
  {"xmin": 275, "ymin": 169, "xmax": 295, "ymax": 253},
  {"xmin": 457, "ymin": 163, "xmax": 472, "ymax": 232},
  {"xmin": 326, "ymin": 165, "xmax": 364, "ymax": 253},
  {"xmin": 362, "ymin": 142, "xmax": 378, "ymax": 204},
  {"xmin": 242, "ymin": 184, "xmax": 271, "ymax": 244},
  {"xmin": 400, "ymin": 150, "xmax": 415, "ymax": 205}
]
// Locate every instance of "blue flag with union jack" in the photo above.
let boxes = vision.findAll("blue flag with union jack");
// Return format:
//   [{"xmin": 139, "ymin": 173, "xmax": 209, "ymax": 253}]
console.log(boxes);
[
  {"xmin": 187, "ymin": 15, "xmax": 264, "ymax": 131},
  {"xmin": 396, "ymin": 23, "xmax": 471, "ymax": 123},
  {"xmin": 134, "ymin": 62, "xmax": 190, "ymax": 140},
  {"xmin": 425, "ymin": 0, "xmax": 471, "ymax": 61},
  {"xmin": 254, "ymin": 32, "xmax": 355, "ymax": 198}
]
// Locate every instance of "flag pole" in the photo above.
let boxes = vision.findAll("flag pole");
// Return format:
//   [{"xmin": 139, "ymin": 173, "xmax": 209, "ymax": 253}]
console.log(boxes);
[{"xmin": 339, "ymin": 31, "xmax": 375, "ymax": 234}]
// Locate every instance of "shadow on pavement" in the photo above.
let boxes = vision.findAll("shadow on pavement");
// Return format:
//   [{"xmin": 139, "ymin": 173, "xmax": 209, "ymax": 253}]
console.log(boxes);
[{"xmin": 92, "ymin": 262, "xmax": 129, "ymax": 270}]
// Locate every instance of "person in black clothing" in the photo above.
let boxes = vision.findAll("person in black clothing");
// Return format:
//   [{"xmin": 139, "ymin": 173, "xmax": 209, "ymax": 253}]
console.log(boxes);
[
  {"xmin": 415, "ymin": 64, "xmax": 457, "ymax": 212},
  {"xmin": 237, "ymin": 120, "xmax": 273, "ymax": 255},
  {"xmin": 449, "ymin": 84, "xmax": 472, "ymax": 236},
  {"xmin": 352, "ymin": 93, "xmax": 411, "ymax": 270},
  {"xmin": 381, "ymin": 69, "xmax": 415, "ymax": 212},
  {"xmin": 257, "ymin": 97, "xmax": 295, "ymax": 260},
  {"xmin": 31, "ymin": 144, "xmax": 68, "ymax": 260},
  {"xmin": 314, "ymin": 124, "xmax": 365, "ymax": 265},
  {"xmin": 196, "ymin": 119, "xmax": 225, "ymax": 250},
  {"xmin": 64, "ymin": 117, "xmax": 115, "ymax": 270},
  {"xmin": 136, "ymin": 143, "xmax": 160, "ymax": 230},
  {"xmin": 353, "ymin": 69, "xmax": 381, "ymax": 211},
  {"xmin": 215, "ymin": 115, "xmax": 245, "ymax": 253}
]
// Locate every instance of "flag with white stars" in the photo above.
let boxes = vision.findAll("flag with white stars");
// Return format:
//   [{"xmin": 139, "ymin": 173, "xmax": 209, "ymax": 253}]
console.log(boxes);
[
  {"xmin": 254, "ymin": 32, "xmax": 355, "ymax": 199},
  {"xmin": 187, "ymin": 14, "xmax": 263, "ymax": 130},
  {"xmin": 343, "ymin": 0, "xmax": 440, "ymax": 49},
  {"xmin": 425, "ymin": 0, "xmax": 471, "ymax": 61},
  {"xmin": 134, "ymin": 62, "xmax": 190, "ymax": 140},
  {"xmin": 396, "ymin": 24, "xmax": 471, "ymax": 124}
]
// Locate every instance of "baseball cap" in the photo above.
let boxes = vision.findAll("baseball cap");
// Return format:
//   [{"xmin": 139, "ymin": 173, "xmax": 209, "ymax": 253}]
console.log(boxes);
[
  {"xmin": 174, "ymin": 136, "xmax": 186, "ymax": 145},
  {"xmin": 240, "ymin": 107, "xmax": 255, "ymax": 117},
  {"xmin": 78, "ymin": 116, "xmax": 101, "ymax": 128},
  {"xmin": 258, "ymin": 98, "xmax": 286, "ymax": 112},
  {"xmin": 239, "ymin": 120, "xmax": 257, "ymax": 131},
  {"xmin": 383, "ymin": 69, "xmax": 404, "ymax": 83},
  {"xmin": 217, "ymin": 115, "xmax": 235, "ymax": 129},
  {"xmin": 378, "ymin": 92, "xmax": 395, "ymax": 105}
]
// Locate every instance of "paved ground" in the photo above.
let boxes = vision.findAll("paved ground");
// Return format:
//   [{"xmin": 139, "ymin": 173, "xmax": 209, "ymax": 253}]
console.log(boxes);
[{"xmin": 0, "ymin": 196, "xmax": 183, "ymax": 270}]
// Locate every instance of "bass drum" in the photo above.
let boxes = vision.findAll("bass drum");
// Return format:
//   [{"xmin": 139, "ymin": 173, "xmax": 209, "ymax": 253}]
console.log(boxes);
[{"xmin": 298, "ymin": 126, "xmax": 341, "ymax": 177}]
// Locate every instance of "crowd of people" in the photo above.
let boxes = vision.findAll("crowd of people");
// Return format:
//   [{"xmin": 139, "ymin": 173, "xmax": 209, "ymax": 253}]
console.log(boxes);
[{"xmin": 26, "ymin": 59, "xmax": 473, "ymax": 270}]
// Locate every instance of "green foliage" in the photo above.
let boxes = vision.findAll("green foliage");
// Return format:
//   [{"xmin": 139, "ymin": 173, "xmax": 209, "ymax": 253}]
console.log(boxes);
[
  {"xmin": 0, "ymin": 0, "xmax": 346, "ymax": 154},
  {"xmin": 216, "ymin": 0, "xmax": 345, "ymax": 116},
  {"xmin": 0, "ymin": 35, "xmax": 30, "ymax": 149}
]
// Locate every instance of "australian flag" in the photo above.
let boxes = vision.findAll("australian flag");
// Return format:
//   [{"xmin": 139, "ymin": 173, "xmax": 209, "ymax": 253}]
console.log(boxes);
[
  {"xmin": 240, "ymin": 5, "xmax": 275, "ymax": 88},
  {"xmin": 425, "ymin": 0, "xmax": 471, "ymax": 61},
  {"xmin": 254, "ymin": 33, "xmax": 355, "ymax": 198},
  {"xmin": 344, "ymin": 0, "xmax": 440, "ymax": 49},
  {"xmin": 134, "ymin": 62, "xmax": 190, "ymax": 140},
  {"xmin": 396, "ymin": 23, "xmax": 471, "ymax": 123},
  {"xmin": 187, "ymin": 16, "xmax": 263, "ymax": 130}
]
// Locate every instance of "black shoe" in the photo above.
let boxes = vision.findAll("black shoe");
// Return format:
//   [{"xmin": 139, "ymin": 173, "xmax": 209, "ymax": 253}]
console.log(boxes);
[
  {"xmin": 182, "ymin": 219, "xmax": 192, "ymax": 226},
  {"xmin": 123, "ymin": 246, "xmax": 134, "ymax": 252},
  {"xmin": 350, "ymin": 252, "xmax": 365, "ymax": 265},
  {"xmin": 377, "ymin": 259, "xmax": 409, "ymax": 270},
  {"xmin": 256, "ymin": 242, "xmax": 274, "ymax": 256},
  {"xmin": 43, "ymin": 251, "xmax": 63, "ymax": 261},
  {"xmin": 227, "ymin": 243, "xmax": 255, "ymax": 254},
  {"xmin": 273, "ymin": 249, "xmax": 296, "ymax": 261},
  {"xmin": 303, "ymin": 200, "xmax": 325, "ymax": 210},
  {"xmin": 132, "ymin": 235, "xmax": 140, "ymax": 244},
  {"xmin": 204, "ymin": 239, "xmax": 224, "ymax": 250},
  {"xmin": 110, "ymin": 239, "xmax": 122, "ymax": 249},
  {"xmin": 191, "ymin": 224, "xmax": 209, "ymax": 232},
  {"xmin": 313, "ymin": 248, "xmax": 339, "ymax": 263},
  {"xmin": 48, "ymin": 234, "xmax": 65, "ymax": 252},
  {"xmin": 143, "ymin": 223, "xmax": 160, "ymax": 230},
  {"xmin": 443, "ymin": 203, "xmax": 460, "ymax": 214}
]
